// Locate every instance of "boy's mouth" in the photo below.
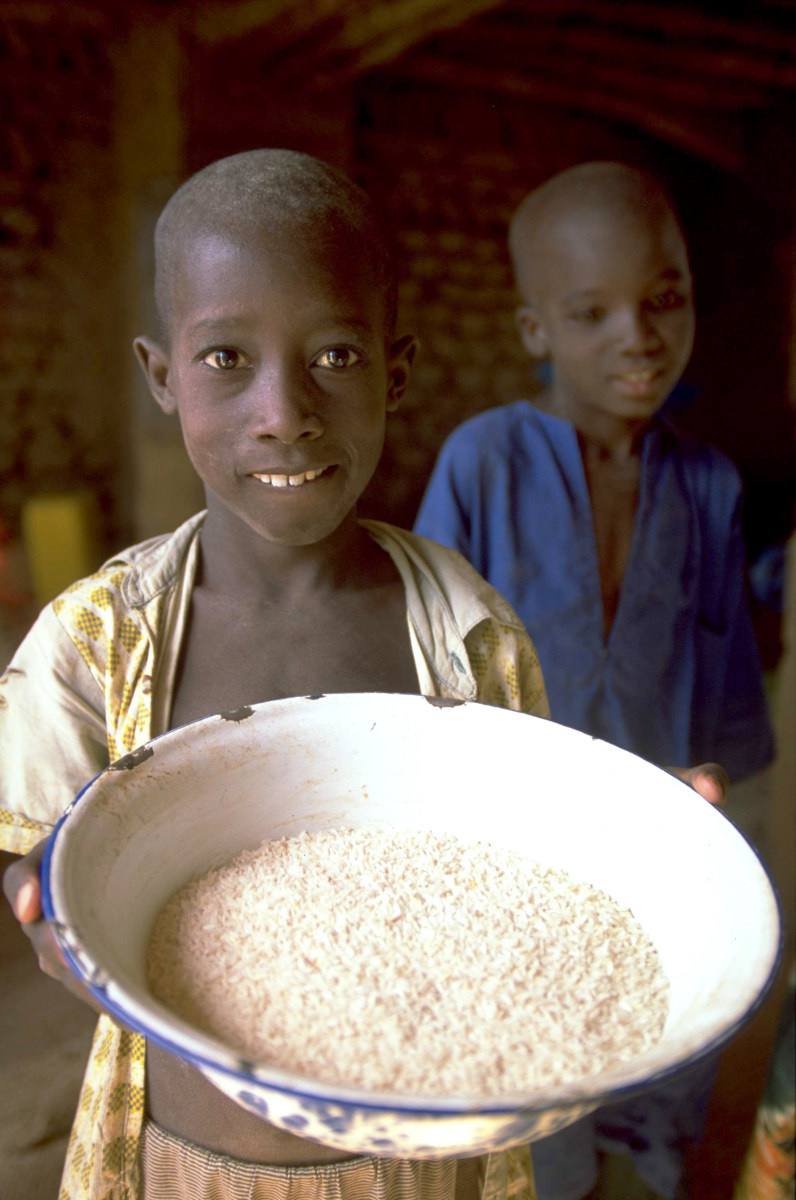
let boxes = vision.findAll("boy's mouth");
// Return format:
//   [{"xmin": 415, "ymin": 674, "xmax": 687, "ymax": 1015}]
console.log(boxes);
[
  {"xmin": 250, "ymin": 466, "xmax": 331, "ymax": 489},
  {"xmin": 613, "ymin": 368, "xmax": 663, "ymax": 397}
]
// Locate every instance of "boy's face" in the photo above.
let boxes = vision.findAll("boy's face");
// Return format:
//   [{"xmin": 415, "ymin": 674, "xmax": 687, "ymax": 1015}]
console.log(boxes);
[
  {"xmin": 136, "ymin": 226, "xmax": 413, "ymax": 548},
  {"xmin": 516, "ymin": 204, "xmax": 694, "ymax": 429}
]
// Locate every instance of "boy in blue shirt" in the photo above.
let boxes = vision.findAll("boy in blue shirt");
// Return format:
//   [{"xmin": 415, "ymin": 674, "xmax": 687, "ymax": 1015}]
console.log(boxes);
[
  {"xmin": 416, "ymin": 160, "xmax": 773, "ymax": 786},
  {"xmin": 416, "ymin": 161, "xmax": 774, "ymax": 1198}
]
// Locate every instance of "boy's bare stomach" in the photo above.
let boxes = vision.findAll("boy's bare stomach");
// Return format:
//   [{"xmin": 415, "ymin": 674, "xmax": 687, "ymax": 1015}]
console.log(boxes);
[{"xmin": 147, "ymin": 1043, "xmax": 357, "ymax": 1164}]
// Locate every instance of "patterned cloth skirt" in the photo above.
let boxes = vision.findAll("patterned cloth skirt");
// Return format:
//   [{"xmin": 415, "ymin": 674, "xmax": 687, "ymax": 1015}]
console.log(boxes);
[
  {"xmin": 140, "ymin": 1120, "xmax": 461, "ymax": 1200},
  {"xmin": 140, "ymin": 1121, "xmax": 538, "ymax": 1199}
]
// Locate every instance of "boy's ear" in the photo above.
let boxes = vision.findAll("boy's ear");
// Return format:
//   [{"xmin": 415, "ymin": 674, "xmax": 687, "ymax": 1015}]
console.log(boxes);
[
  {"xmin": 515, "ymin": 305, "xmax": 549, "ymax": 359},
  {"xmin": 385, "ymin": 333, "xmax": 418, "ymax": 413},
  {"xmin": 133, "ymin": 336, "xmax": 177, "ymax": 415}
]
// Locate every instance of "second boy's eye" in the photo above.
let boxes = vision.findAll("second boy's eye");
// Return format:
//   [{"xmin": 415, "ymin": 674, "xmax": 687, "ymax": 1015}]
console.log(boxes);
[
  {"xmin": 647, "ymin": 289, "xmax": 687, "ymax": 313},
  {"xmin": 201, "ymin": 348, "xmax": 247, "ymax": 370},
  {"xmin": 313, "ymin": 347, "xmax": 363, "ymax": 369},
  {"xmin": 569, "ymin": 307, "xmax": 604, "ymax": 325}
]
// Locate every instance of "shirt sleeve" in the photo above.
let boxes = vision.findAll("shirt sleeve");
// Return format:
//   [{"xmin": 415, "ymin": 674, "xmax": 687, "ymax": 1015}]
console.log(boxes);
[
  {"xmin": 0, "ymin": 606, "xmax": 108, "ymax": 854},
  {"xmin": 692, "ymin": 468, "xmax": 776, "ymax": 781},
  {"xmin": 465, "ymin": 618, "xmax": 549, "ymax": 719}
]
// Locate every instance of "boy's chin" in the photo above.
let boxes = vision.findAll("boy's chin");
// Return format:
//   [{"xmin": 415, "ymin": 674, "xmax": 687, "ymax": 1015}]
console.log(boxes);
[
  {"xmin": 554, "ymin": 383, "xmax": 667, "ymax": 427},
  {"xmin": 595, "ymin": 389, "xmax": 668, "ymax": 423},
  {"xmin": 606, "ymin": 376, "xmax": 673, "ymax": 415},
  {"xmin": 614, "ymin": 399, "xmax": 665, "ymax": 421},
  {"xmin": 242, "ymin": 507, "xmax": 362, "ymax": 549}
]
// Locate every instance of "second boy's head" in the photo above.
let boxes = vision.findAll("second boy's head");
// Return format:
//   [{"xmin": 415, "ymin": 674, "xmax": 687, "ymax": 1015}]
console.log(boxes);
[
  {"xmin": 134, "ymin": 149, "xmax": 415, "ymax": 548},
  {"xmin": 509, "ymin": 162, "xmax": 694, "ymax": 430}
]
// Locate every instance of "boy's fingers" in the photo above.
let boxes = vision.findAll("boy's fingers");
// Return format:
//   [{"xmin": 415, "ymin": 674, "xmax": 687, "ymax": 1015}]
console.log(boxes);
[
  {"xmin": 3, "ymin": 842, "xmax": 103, "ymax": 1012},
  {"xmin": 671, "ymin": 762, "xmax": 729, "ymax": 806},
  {"xmin": 25, "ymin": 912, "xmax": 101, "ymax": 1006},
  {"xmin": 2, "ymin": 843, "xmax": 45, "ymax": 924},
  {"xmin": 691, "ymin": 762, "xmax": 730, "ymax": 806},
  {"xmin": 34, "ymin": 931, "xmax": 68, "ymax": 981}
]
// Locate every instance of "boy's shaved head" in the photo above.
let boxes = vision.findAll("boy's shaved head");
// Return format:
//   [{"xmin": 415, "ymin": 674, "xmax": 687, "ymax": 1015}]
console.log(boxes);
[
  {"xmin": 154, "ymin": 148, "xmax": 397, "ymax": 338},
  {"xmin": 509, "ymin": 162, "xmax": 683, "ymax": 303}
]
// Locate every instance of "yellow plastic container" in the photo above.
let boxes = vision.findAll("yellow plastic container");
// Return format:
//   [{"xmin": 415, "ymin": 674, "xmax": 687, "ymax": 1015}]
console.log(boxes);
[{"xmin": 21, "ymin": 490, "xmax": 101, "ymax": 606}]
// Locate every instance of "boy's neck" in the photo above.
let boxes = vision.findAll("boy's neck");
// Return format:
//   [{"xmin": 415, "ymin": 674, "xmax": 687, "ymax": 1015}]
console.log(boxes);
[
  {"xmin": 538, "ymin": 388, "xmax": 650, "ymax": 460},
  {"xmin": 197, "ymin": 505, "xmax": 388, "ymax": 603}
]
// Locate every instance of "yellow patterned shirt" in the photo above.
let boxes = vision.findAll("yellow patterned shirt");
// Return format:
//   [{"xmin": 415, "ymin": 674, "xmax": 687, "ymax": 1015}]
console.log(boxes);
[{"xmin": 0, "ymin": 512, "xmax": 548, "ymax": 1200}]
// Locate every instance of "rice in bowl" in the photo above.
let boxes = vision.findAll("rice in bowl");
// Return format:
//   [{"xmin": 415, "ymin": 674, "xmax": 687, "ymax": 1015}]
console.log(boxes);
[{"xmin": 147, "ymin": 827, "xmax": 669, "ymax": 1096}]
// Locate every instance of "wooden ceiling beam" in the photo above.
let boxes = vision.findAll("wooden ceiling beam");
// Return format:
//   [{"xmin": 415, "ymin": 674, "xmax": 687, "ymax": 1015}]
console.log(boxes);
[
  {"xmin": 193, "ymin": 0, "xmax": 506, "ymax": 59},
  {"xmin": 330, "ymin": 0, "xmax": 508, "ymax": 71},
  {"xmin": 193, "ymin": 0, "xmax": 326, "ymax": 45},
  {"xmin": 400, "ymin": 54, "xmax": 746, "ymax": 170},
  {"xmin": 0, "ymin": 3, "xmax": 110, "ymax": 28},
  {"xmin": 440, "ymin": 46, "xmax": 770, "ymax": 112},
  {"xmin": 532, "ymin": 0, "xmax": 796, "ymax": 56},
  {"xmin": 434, "ymin": 19, "xmax": 796, "ymax": 92},
  {"xmin": 191, "ymin": 1, "xmax": 796, "ymax": 104},
  {"xmin": 203, "ymin": 0, "xmax": 508, "ymax": 92},
  {"xmin": 192, "ymin": 0, "xmax": 796, "ymax": 59},
  {"xmin": 560, "ymin": 26, "xmax": 796, "ymax": 89}
]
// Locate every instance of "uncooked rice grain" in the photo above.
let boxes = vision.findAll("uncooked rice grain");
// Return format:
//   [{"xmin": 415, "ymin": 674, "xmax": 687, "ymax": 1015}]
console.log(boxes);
[{"xmin": 146, "ymin": 827, "xmax": 669, "ymax": 1095}]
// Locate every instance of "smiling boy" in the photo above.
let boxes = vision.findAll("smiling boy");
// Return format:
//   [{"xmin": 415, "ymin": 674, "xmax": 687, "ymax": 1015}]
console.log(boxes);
[
  {"xmin": 416, "ymin": 160, "xmax": 773, "ymax": 785},
  {"xmin": 133, "ymin": 163, "xmax": 423, "ymax": 716},
  {"xmin": 0, "ymin": 149, "xmax": 548, "ymax": 1200},
  {"xmin": 415, "ymin": 162, "xmax": 774, "ymax": 1198}
]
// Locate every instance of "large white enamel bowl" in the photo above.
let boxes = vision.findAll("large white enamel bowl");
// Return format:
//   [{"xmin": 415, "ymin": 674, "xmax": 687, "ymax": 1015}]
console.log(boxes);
[{"xmin": 42, "ymin": 693, "xmax": 781, "ymax": 1159}]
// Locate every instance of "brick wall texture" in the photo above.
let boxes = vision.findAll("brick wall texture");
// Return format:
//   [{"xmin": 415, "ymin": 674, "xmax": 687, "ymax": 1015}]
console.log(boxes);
[
  {"xmin": 3, "ymin": 7, "xmax": 793, "ymax": 550},
  {"xmin": 1, "ymin": 12, "xmax": 125, "ymax": 545}
]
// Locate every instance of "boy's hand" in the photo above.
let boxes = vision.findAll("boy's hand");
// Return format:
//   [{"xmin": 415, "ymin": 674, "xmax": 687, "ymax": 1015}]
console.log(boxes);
[
  {"xmin": 2, "ymin": 839, "xmax": 105, "ymax": 1013},
  {"xmin": 671, "ymin": 762, "xmax": 729, "ymax": 806}
]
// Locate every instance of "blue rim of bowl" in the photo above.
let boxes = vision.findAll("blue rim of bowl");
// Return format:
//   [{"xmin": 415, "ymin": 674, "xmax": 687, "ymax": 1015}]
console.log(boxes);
[{"xmin": 39, "ymin": 735, "xmax": 785, "ymax": 1119}]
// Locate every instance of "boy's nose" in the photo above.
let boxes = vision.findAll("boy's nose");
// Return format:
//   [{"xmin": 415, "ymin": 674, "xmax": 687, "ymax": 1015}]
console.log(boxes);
[
  {"xmin": 617, "ymin": 307, "xmax": 662, "ymax": 355},
  {"xmin": 249, "ymin": 369, "xmax": 323, "ymax": 443}
]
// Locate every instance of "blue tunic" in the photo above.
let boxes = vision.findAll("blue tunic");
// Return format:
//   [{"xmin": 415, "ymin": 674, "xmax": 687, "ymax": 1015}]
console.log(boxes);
[{"xmin": 415, "ymin": 402, "xmax": 773, "ymax": 780}]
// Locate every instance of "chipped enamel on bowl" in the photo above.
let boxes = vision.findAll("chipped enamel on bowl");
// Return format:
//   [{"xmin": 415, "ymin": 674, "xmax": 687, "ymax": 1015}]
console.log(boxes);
[{"xmin": 42, "ymin": 693, "xmax": 781, "ymax": 1159}]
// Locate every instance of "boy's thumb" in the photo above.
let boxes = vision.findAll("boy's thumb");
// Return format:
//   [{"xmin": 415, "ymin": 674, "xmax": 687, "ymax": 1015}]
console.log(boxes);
[{"xmin": 14, "ymin": 877, "xmax": 40, "ymax": 924}]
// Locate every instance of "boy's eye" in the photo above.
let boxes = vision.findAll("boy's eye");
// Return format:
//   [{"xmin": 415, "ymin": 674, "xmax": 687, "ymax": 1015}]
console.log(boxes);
[
  {"xmin": 647, "ymin": 289, "xmax": 686, "ymax": 313},
  {"xmin": 570, "ymin": 307, "xmax": 604, "ymax": 325},
  {"xmin": 201, "ymin": 348, "xmax": 247, "ymax": 370},
  {"xmin": 313, "ymin": 346, "xmax": 363, "ymax": 369}
]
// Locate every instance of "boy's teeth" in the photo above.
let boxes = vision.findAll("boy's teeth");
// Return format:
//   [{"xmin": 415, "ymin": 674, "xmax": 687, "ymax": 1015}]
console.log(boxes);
[{"xmin": 253, "ymin": 468, "xmax": 324, "ymax": 488}]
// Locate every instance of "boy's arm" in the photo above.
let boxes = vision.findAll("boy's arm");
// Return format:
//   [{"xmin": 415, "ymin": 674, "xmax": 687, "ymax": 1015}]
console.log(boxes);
[
  {"xmin": 714, "ymin": 553, "xmax": 775, "ymax": 782},
  {"xmin": 694, "ymin": 478, "xmax": 775, "ymax": 782},
  {"xmin": 1, "ymin": 606, "xmax": 110, "ymax": 1008},
  {"xmin": 3, "ymin": 839, "xmax": 105, "ymax": 1012},
  {"xmin": 712, "ymin": 609, "xmax": 774, "ymax": 783},
  {"xmin": 0, "ymin": 604, "xmax": 108, "ymax": 852}
]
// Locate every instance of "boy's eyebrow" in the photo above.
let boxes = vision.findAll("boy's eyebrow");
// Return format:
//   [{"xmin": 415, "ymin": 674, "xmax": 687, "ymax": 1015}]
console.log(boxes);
[
  {"xmin": 653, "ymin": 267, "xmax": 688, "ymax": 284},
  {"xmin": 562, "ymin": 267, "xmax": 688, "ymax": 305},
  {"xmin": 186, "ymin": 318, "xmax": 242, "ymax": 339},
  {"xmin": 186, "ymin": 315, "xmax": 378, "ymax": 339},
  {"xmin": 561, "ymin": 288, "xmax": 605, "ymax": 303}
]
